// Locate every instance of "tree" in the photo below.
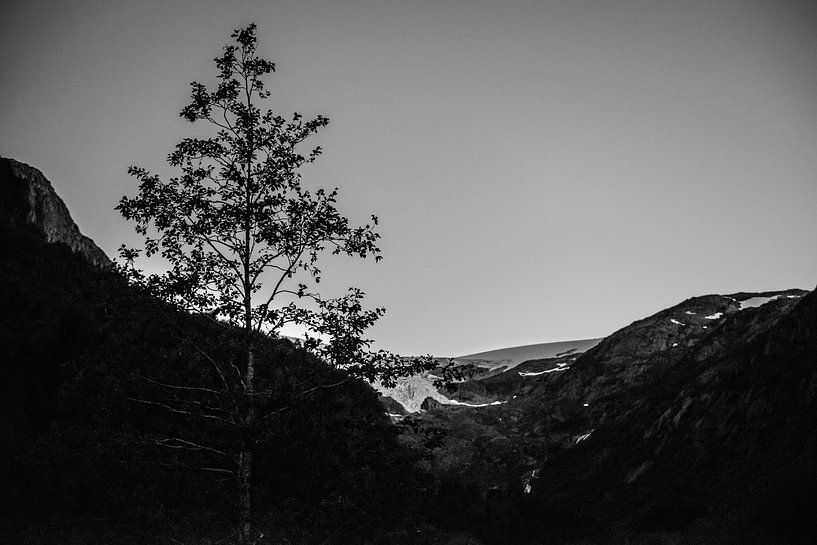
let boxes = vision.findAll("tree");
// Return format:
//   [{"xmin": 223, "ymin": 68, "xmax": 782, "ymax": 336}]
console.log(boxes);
[{"xmin": 117, "ymin": 24, "xmax": 453, "ymax": 543}]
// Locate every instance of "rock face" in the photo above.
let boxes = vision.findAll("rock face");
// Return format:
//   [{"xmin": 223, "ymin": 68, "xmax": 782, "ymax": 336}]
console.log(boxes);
[
  {"xmin": 375, "ymin": 373, "xmax": 454, "ymax": 413},
  {"xmin": 379, "ymin": 395, "xmax": 408, "ymax": 415},
  {"xmin": 0, "ymin": 157, "xmax": 110, "ymax": 267},
  {"xmin": 420, "ymin": 396, "xmax": 444, "ymax": 411}
]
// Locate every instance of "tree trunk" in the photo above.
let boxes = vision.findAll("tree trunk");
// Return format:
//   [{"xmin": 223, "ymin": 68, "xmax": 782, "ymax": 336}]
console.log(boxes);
[
  {"xmin": 239, "ymin": 348, "xmax": 256, "ymax": 544},
  {"xmin": 238, "ymin": 449, "xmax": 253, "ymax": 544}
]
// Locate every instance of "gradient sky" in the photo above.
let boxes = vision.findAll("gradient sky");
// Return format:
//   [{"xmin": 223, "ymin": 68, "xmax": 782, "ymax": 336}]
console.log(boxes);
[{"xmin": 2, "ymin": 0, "xmax": 816, "ymax": 356}]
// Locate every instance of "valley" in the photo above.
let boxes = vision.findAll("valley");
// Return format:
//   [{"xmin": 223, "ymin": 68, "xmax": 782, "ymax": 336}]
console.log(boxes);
[{"xmin": 2, "ymin": 156, "xmax": 815, "ymax": 544}]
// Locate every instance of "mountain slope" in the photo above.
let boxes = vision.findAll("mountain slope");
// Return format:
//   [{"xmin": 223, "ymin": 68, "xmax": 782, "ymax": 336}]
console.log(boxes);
[
  {"xmin": 0, "ymin": 166, "xmax": 436, "ymax": 544},
  {"xmin": 401, "ymin": 288, "xmax": 815, "ymax": 543},
  {"xmin": 0, "ymin": 157, "xmax": 110, "ymax": 267},
  {"xmin": 528, "ymin": 288, "xmax": 817, "ymax": 541}
]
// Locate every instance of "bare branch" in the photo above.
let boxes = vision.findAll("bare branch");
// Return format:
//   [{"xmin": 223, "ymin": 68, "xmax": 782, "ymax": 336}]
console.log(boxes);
[
  {"xmin": 156, "ymin": 437, "xmax": 231, "ymax": 458},
  {"xmin": 163, "ymin": 316, "xmax": 244, "ymax": 412},
  {"xmin": 127, "ymin": 397, "xmax": 239, "ymax": 427},
  {"xmin": 299, "ymin": 378, "xmax": 351, "ymax": 397},
  {"xmin": 199, "ymin": 466, "xmax": 237, "ymax": 476},
  {"xmin": 139, "ymin": 375, "xmax": 222, "ymax": 396}
]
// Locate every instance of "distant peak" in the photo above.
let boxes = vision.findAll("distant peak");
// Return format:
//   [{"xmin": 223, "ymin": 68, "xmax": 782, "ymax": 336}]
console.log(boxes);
[{"xmin": 456, "ymin": 338, "xmax": 603, "ymax": 370}]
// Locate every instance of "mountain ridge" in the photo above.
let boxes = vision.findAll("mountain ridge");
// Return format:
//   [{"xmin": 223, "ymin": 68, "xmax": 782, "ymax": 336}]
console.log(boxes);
[
  {"xmin": 397, "ymin": 286, "xmax": 815, "ymax": 542},
  {"xmin": 4, "ymin": 157, "xmax": 815, "ymax": 543}
]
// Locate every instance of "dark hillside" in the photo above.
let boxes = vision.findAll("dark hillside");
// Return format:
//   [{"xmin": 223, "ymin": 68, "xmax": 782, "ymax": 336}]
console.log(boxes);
[
  {"xmin": 0, "ymin": 219, "xmax": 431, "ymax": 543},
  {"xmin": 530, "ymin": 288, "xmax": 817, "ymax": 543}
]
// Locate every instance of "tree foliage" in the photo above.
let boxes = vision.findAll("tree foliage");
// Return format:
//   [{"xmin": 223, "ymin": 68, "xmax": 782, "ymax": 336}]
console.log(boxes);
[{"xmin": 117, "ymin": 23, "xmax": 451, "ymax": 384}]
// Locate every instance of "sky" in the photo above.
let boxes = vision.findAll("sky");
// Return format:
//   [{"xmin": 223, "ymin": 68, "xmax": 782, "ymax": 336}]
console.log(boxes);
[{"xmin": 2, "ymin": 0, "xmax": 816, "ymax": 356}]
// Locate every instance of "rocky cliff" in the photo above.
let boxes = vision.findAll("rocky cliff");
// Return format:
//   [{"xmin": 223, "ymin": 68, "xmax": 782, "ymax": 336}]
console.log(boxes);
[{"xmin": 0, "ymin": 157, "xmax": 110, "ymax": 267}]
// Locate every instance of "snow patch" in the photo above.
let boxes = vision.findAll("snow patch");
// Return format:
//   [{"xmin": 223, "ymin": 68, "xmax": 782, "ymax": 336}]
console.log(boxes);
[
  {"xmin": 739, "ymin": 295, "xmax": 780, "ymax": 309},
  {"xmin": 672, "ymin": 342, "xmax": 678, "ymax": 347},
  {"xmin": 519, "ymin": 366, "xmax": 570, "ymax": 377},
  {"xmin": 446, "ymin": 399, "xmax": 508, "ymax": 408},
  {"xmin": 704, "ymin": 312, "xmax": 723, "ymax": 320},
  {"xmin": 670, "ymin": 319, "xmax": 685, "ymax": 326},
  {"xmin": 684, "ymin": 311, "xmax": 697, "ymax": 315},
  {"xmin": 576, "ymin": 430, "xmax": 593, "ymax": 444},
  {"xmin": 524, "ymin": 469, "xmax": 538, "ymax": 494}
]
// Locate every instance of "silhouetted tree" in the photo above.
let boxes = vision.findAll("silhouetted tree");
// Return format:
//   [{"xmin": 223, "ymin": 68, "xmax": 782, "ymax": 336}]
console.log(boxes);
[{"xmin": 118, "ymin": 24, "xmax": 452, "ymax": 543}]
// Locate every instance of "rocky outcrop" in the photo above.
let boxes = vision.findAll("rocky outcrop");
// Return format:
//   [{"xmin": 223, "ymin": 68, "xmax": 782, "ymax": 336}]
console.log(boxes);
[
  {"xmin": 0, "ymin": 157, "xmax": 110, "ymax": 267},
  {"xmin": 379, "ymin": 395, "xmax": 408, "ymax": 415},
  {"xmin": 420, "ymin": 396, "xmax": 444, "ymax": 411}
]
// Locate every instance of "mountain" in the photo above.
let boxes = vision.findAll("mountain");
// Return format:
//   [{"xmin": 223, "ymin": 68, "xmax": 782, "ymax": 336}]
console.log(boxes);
[
  {"xmin": 0, "ymin": 162, "xmax": 441, "ymax": 544},
  {"xmin": 456, "ymin": 338, "xmax": 602, "ymax": 371},
  {"xmin": 5, "ymin": 157, "xmax": 815, "ymax": 544},
  {"xmin": 400, "ymin": 288, "xmax": 816, "ymax": 543},
  {"xmin": 525, "ymin": 288, "xmax": 817, "ymax": 541},
  {"xmin": 376, "ymin": 338, "xmax": 602, "ymax": 413},
  {"xmin": 0, "ymin": 157, "xmax": 110, "ymax": 267}
]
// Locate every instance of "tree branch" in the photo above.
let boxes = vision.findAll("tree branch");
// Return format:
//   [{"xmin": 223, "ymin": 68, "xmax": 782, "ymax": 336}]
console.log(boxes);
[
  {"xmin": 139, "ymin": 375, "xmax": 222, "ymax": 396},
  {"xmin": 128, "ymin": 397, "xmax": 239, "ymax": 427},
  {"xmin": 156, "ymin": 437, "xmax": 231, "ymax": 458}
]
